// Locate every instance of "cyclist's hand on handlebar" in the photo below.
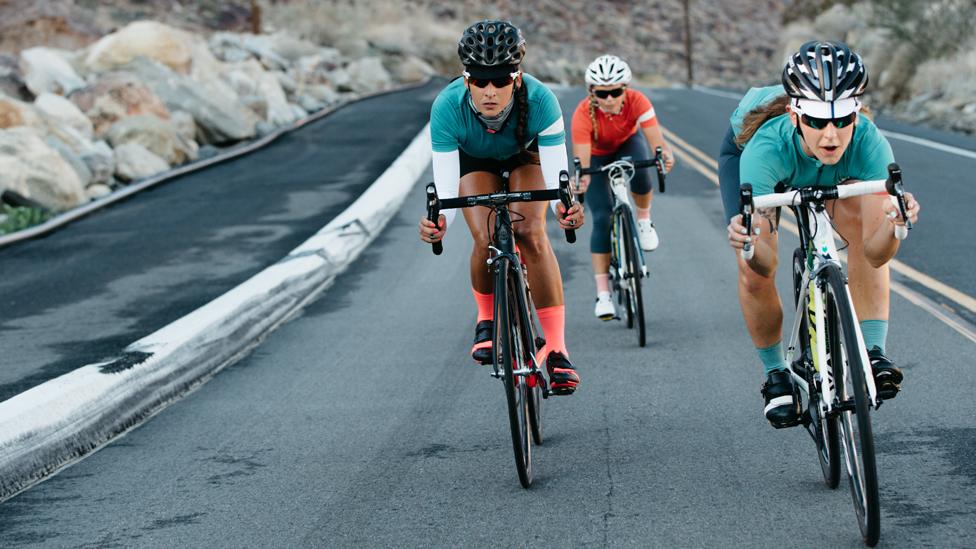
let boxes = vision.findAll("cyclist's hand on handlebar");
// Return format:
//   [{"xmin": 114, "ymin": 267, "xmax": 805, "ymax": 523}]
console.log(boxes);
[
  {"xmin": 419, "ymin": 214, "xmax": 446, "ymax": 244},
  {"xmin": 727, "ymin": 214, "xmax": 757, "ymax": 250},
  {"xmin": 575, "ymin": 174, "xmax": 591, "ymax": 195},
  {"xmin": 558, "ymin": 202, "xmax": 584, "ymax": 230},
  {"xmin": 663, "ymin": 150, "xmax": 675, "ymax": 173},
  {"xmin": 883, "ymin": 191, "xmax": 919, "ymax": 227}
]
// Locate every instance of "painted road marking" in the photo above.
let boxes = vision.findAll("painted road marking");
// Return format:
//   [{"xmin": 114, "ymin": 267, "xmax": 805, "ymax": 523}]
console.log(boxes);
[{"xmin": 661, "ymin": 125, "xmax": 976, "ymax": 342}]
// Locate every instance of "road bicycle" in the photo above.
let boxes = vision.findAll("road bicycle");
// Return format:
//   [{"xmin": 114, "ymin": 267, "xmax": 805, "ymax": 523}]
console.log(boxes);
[
  {"xmin": 739, "ymin": 164, "xmax": 912, "ymax": 546},
  {"xmin": 426, "ymin": 171, "xmax": 577, "ymax": 488},
  {"xmin": 574, "ymin": 147, "xmax": 665, "ymax": 347}
]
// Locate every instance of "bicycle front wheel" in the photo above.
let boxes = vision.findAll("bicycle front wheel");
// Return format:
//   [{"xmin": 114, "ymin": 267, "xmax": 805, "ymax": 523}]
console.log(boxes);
[
  {"xmin": 620, "ymin": 208, "xmax": 646, "ymax": 347},
  {"xmin": 794, "ymin": 247, "xmax": 839, "ymax": 488},
  {"xmin": 824, "ymin": 266, "xmax": 879, "ymax": 545},
  {"xmin": 494, "ymin": 261, "xmax": 532, "ymax": 488}
]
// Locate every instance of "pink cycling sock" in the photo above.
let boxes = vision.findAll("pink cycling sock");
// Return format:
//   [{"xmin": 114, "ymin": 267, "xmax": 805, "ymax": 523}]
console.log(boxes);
[
  {"xmin": 636, "ymin": 206, "xmax": 651, "ymax": 221},
  {"xmin": 472, "ymin": 289, "xmax": 494, "ymax": 322},
  {"xmin": 595, "ymin": 273, "xmax": 610, "ymax": 294},
  {"xmin": 536, "ymin": 305, "xmax": 568, "ymax": 358}
]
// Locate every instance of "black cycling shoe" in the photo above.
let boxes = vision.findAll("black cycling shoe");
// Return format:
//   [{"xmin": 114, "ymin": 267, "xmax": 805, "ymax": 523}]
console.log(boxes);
[
  {"xmin": 868, "ymin": 346, "xmax": 903, "ymax": 400},
  {"xmin": 761, "ymin": 369, "xmax": 801, "ymax": 428},
  {"xmin": 546, "ymin": 351, "xmax": 580, "ymax": 395},
  {"xmin": 471, "ymin": 320, "xmax": 493, "ymax": 365}
]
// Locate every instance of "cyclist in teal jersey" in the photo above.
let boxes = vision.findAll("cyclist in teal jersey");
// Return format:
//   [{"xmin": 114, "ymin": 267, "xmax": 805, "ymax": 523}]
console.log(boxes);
[
  {"xmin": 720, "ymin": 41, "xmax": 920, "ymax": 427},
  {"xmin": 418, "ymin": 20, "xmax": 584, "ymax": 395}
]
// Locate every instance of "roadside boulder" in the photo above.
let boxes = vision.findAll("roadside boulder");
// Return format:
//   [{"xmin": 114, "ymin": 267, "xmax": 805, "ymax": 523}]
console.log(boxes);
[
  {"xmin": 0, "ymin": 95, "xmax": 45, "ymax": 131},
  {"xmin": 222, "ymin": 59, "xmax": 296, "ymax": 126},
  {"xmin": 34, "ymin": 92, "xmax": 93, "ymax": 139},
  {"xmin": 120, "ymin": 57, "xmax": 257, "ymax": 144},
  {"xmin": 69, "ymin": 72, "xmax": 171, "ymax": 137},
  {"xmin": 85, "ymin": 21, "xmax": 195, "ymax": 74},
  {"xmin": 19, "ymin": 47, "xmax": 86, "ymax": 96},
  {"xmin": 113, "ymin": 142, "xmax": 170, "ymax": 182},
  {"xmin": 106, "ymin": 115, "xmax": 198, "ymax": 165},
  {"xmin": 0, "ymin": 127, "xmax": 86, "ymax": 211},
  {"xmin": 345, "ymin": 57, "xmax": 392, "ymax": 94}
]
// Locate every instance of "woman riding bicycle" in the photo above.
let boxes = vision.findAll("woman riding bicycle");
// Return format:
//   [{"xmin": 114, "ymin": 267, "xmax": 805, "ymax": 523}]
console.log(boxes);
[
  {"xmin": 418, "ymin": 20, "xmax": 584, "ymax": 395},
  {"xmin": 570, "ymin": 55, "xmax": 674, "ymax": 320},
  {"xmin": 721, "ymin": 41, "xmax": 920, "ymax": 427}
]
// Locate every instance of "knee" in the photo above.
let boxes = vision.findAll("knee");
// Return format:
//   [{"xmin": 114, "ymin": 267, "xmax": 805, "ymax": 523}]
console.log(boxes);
[
  {"xmin": 514, "ymin": 220, "xmax": 548, "ymax": 255},
  {"xmin": 738, "ymin": 260, "xmax": 776, "ymax": 295},
  {"xmin": 471, "ymin": 231, "xmax": 491, "ymax": 256}
]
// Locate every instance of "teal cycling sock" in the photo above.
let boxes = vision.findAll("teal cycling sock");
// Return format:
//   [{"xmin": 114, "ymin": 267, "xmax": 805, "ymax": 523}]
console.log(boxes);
[
  {"xmin": 860, "ymin": 320, "xmax": 888, "ymax": 353},
  {"xmin": 758, "ymin": 342, "xmax": 788, "ymax": 375}
]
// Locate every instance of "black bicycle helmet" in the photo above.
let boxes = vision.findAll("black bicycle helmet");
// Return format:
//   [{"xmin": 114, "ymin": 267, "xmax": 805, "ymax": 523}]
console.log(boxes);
[
  {"xmin": 782, "ymin": 41, "xmax": 868, "ymax": 102},
  {"xmin": 457, "ymin": 20, "xmax": 526, "ymax": 67}
]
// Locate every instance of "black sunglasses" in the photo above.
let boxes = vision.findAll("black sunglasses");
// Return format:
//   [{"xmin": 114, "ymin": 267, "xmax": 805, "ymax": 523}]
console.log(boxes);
[
  {"xmin": 464, "ymin": 71, "xmax": 518, "ymax": 89},
  {"xmin": 592, "ymin": 87, "xmax": 625, "ymax": 99},
  {"xmin": 800, "ymin": 112, "xmax": 857, "ymax": 130}
]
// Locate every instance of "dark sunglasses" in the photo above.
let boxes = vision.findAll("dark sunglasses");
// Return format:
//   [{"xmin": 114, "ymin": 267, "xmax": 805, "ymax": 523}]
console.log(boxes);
[
  {"xmin": 800, "ymin": 112, "xmax": 857, "ymax": 130},
  {"xmin": 464, "ymin": 71, "xmax": 518, "ymax": 89},
  {"xmin": 592, "ymin": 87, "xmax": 625, "ymax": 99}
]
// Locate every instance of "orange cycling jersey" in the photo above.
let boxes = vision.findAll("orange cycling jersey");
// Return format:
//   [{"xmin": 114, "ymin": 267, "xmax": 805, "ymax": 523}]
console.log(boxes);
[{"xmin": 571, "ymin": 88, "xmax": 658, "ymax": 156}]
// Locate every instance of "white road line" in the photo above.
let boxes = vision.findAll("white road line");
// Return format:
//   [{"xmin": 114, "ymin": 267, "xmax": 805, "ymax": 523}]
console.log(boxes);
[
  {"xmin": 690, "ymin": 86, "xmax": 976, "ymax": 161},
  {"xmin": 880, "ymin": 129, "xmax": 976, "ymax": 160}
]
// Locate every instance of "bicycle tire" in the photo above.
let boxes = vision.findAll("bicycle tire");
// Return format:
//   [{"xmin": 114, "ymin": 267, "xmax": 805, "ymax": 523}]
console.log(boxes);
[
  {"xmin": 514, "ymin": 268, "xmax": 544, "ymax": 446},
  {"xmin": 793, "ymin": 248, "xmax": 839, "ymax": 488},
  {"xmin": 621, "ymin": 210, "xmax": 646, "ymax": 347},
  {"xmin": 494, "ymin": 260, "xmax": 532, "ymax": 488},
  {"xmin": 824, "ymin": 265, "xmax": 880, "ymax": 545}
]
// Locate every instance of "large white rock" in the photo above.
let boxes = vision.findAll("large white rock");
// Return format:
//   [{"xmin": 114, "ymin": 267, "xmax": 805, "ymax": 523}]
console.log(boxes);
[
  {"xmin": 80, "ymin": 140, "xmax": 115, "ymax": 186},
  {"xmin": 113, "ymin": 142, "xmax": 170, "ymax": 182},
  {"xmin": 223, "ymin": 59, "xmax": 297, "ymax": 126},
  {"xmin": 85, "ymin": 21, "xmax": 195, "ymax": 74},
  {"xmin": 106, "ymin": 115, "xmax": 198, "ymax": 165},
  {"xmin": 19, "ymin": 47, "xmax": 86, "ymax": 96},
  {"xmin": 0, "ymin": 95, "xmax": 46, "ymax": 131},
  {"xmin": 345, "ymin": 57, "xmax": 392, "ymax": 94},
  {"xmin": 0, "ymin": 127, "xmax": 86, "ymax": 211},
  {"xmin": 69, "ymin": 72, "xmax": 172, "ymax": 137},
  {"xmin": 121, "ymin": 57, "xmax": 257, "ymax": 144},
  {"xmin": 34, "ymin": 93, "xmax": 93, "ymax": 140}
]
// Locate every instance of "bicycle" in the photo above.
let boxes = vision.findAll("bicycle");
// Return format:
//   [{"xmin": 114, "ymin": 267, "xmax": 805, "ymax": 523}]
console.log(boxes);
[
  {"xmin": 425, "ymin": 171, "xmax": 577, "ymax": 488},
  {"xmin": 573, "ymin": 147, "xmax": 665, "ymax": 347},
  {"xmin": 739, "ymin": 163, "xmax": 912, "ymax": 547}
]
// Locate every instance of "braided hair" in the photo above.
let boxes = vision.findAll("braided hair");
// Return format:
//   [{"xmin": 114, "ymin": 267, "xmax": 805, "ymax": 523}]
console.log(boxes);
[
  {"xmin": 587, "ymin": 93, "xmax": 599, "ymax": 142},
  {"xmin": 515, "ymin": 78, "xmax": 530, "ymax": 160}
]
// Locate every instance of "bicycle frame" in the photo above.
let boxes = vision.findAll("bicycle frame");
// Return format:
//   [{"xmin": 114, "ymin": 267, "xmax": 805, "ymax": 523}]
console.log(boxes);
[{"xmin": 784, "ymin": 203, "xmax": 880, "ymax": 412}]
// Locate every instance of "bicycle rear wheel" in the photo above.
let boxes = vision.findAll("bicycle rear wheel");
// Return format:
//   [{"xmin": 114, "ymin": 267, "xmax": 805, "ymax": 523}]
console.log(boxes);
[
  {"xmin": 824, "ymin": 266, "xmax": 879, "ymax": 545},
  {"xmin": 793, "ymin": 247, "xmax": 839, "ymax": 488},
  {"xmin": 620, "ymin": 208, "xmax": 646, "ymax": 347},
  {"xmin": 494, "ymin": 261, "xmax": 532, "ymax": 488}
]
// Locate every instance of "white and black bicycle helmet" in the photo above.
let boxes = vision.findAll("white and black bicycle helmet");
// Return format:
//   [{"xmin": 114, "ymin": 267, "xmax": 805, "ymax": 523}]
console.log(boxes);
[
  {"xmin": 782, "ymin": 40, "xmax": 867, "ymax": 102},
  {"xmin": 457, "ymin": 20, "xmax": 526, "ymax": 67},
  {"xmin": 585, "ymin": 55, "xmax": 632, "ymax": 86}
]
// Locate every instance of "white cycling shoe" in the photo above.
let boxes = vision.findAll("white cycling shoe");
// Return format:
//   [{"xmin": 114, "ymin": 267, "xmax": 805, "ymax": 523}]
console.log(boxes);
[
  {"xmin": 594, "ymin": 292, "xmax": 615, "ymax": 321},
  {"xmin": 638, "ymin": 219, "xmax": 659, "ymax": 251}
]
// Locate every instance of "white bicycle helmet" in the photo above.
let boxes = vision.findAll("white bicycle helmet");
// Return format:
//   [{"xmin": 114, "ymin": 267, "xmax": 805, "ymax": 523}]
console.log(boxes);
[{"xmin": 585, "ymin": 55, "xmax": 632, "ymax": 86}]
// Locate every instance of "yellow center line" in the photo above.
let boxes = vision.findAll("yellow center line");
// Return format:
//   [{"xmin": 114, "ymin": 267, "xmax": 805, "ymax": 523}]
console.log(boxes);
[{"xmin": 662, "ymin": 127, "xmax": 976, "ymax": 342}]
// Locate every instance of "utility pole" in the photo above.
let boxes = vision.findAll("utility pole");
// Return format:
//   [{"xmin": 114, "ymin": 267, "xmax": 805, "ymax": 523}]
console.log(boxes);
[
  {"xmin": 250, "ymin": 0, "xmax": 262, "ymax": 34},
  {"xmin": 683, "ymin": 0, "xmax": 693, "ymax": 87}
]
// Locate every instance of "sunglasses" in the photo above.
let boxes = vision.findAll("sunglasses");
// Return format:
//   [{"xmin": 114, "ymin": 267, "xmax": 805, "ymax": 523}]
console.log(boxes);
[
  {"xmin": 464, "ymin": 71, "xmax": 520, "ymax": 89},
  {"xmin": 800, "ymin": 112, "xmax": 857, "ymax": 130},
  {"xmin": 592, "ymin": 87, "xmax": 625, "ymax": 99}
]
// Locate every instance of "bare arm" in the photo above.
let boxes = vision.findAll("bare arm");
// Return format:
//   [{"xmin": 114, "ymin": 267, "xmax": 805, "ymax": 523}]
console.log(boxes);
[
  {"xmin": 728, "ymin": 208, "xmax": 780, "ymax": 277},
  {"xmin": 861, "ymin": 192, "xmax": 920, "ymax": 267},
  {"xmin": 640, "ymin": 124, "xmax": 674, "ymax": 172},
  {"xmin": 572, "ymin": 141, "xmax": 592, "ymax": 194}
]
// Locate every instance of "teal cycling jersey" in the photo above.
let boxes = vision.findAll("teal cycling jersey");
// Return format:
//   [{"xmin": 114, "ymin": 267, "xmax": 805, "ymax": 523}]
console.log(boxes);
[
  {"xmin": 733, "ymin": 86, "xmax": 895, "ymax": 197},
  {"xmin": 430, "ymin": 73, "xmax": 565, "ymax": 157}
]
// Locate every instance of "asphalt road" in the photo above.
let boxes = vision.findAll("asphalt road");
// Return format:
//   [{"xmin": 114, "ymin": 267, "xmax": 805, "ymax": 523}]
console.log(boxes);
[
  {"xmin": 1, "ymin": 85, "xmax": 974, "ymax": 548},
  {"xmin": 0, "ymin": 80, "xmax": 441, "ymax": 403}
]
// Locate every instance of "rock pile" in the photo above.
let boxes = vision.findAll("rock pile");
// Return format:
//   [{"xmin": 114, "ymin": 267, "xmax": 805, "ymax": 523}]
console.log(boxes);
[{"xmin": 0, "ymin": 20, "xmax": 433, "ymax": 213}]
